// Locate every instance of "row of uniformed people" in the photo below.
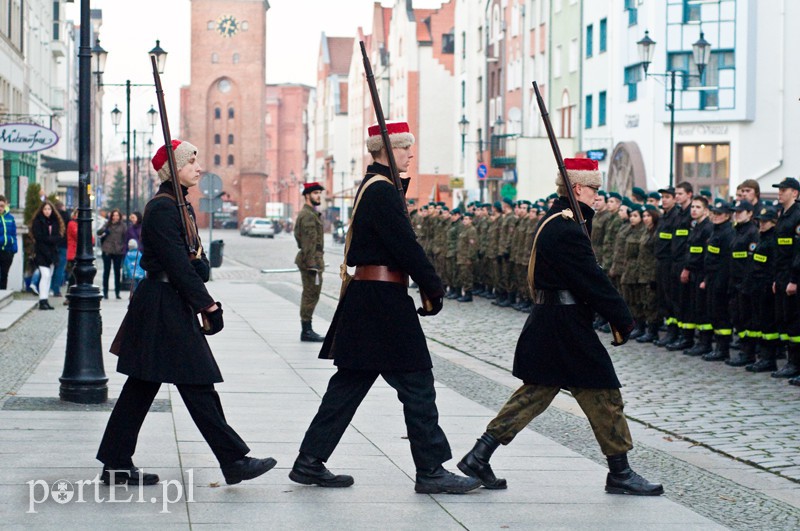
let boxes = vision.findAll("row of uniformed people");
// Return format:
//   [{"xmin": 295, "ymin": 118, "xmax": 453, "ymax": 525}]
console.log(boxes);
[
  {"xmin": 411, "ymin": 196, "xmax": 554, "ymax": 309},
  {"xmin": 593, "ymin": 178, "xmax": 800, "ymax": 386}
]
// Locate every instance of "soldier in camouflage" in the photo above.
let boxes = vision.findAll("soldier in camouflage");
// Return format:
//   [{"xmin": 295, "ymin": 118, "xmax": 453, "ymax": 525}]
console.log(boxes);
[{"xmin": 294, "ymin": 182, "xmax": 326, "ymax": 342}]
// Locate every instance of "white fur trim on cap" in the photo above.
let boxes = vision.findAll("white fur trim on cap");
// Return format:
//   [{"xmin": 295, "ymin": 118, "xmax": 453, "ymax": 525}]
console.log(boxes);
[
  {"xmin": 366, "ymin": 132, "xmax": 415, "ymax": 152},
  {"xmin": 157, "ymin": 141, "xmax": 198, "ymax": 183},
  {"xmin": 554, "ymin": 169, "xmax": 602, "ymax": 189}
]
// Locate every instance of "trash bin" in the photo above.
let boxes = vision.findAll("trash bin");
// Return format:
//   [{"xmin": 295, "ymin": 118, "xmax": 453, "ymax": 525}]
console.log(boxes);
[{"xmin": 209, "ymin": 239, "xmax": 224, "ymax": 268}]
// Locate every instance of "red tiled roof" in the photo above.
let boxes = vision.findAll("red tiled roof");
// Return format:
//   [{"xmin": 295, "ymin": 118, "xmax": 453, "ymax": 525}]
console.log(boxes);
[
  {"xmin": 415, "ymin": 10, "xmax": 435, "ymax": 43},
  {"xmin": 327, "ymin": 37, "xmax": 354, "ymax": 75}
]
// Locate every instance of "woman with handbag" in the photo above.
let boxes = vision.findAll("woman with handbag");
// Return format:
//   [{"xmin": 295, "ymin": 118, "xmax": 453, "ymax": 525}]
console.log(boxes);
[{"xmin": 97, "ymin": 209, "xmax": 126, "ymax": 299}]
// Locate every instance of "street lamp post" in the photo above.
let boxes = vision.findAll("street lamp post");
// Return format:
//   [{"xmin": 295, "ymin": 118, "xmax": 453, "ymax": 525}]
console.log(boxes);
[
  {"xmin": 637, "ymin": 29, "xmax": 711, "ymax": 188},
  {"xmin": 60, "ymin": 0, "xmax": 107, "ymax": 404},
  {"xmin": 100, "ymin": 42, "xmax": 167, "ymax": 220}
]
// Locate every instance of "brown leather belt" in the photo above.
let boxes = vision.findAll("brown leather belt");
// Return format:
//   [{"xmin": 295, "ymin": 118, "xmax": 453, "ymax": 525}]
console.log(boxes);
[{"xmin": 353, "ymin": 265, "xmax": 408, "ymax": 286}]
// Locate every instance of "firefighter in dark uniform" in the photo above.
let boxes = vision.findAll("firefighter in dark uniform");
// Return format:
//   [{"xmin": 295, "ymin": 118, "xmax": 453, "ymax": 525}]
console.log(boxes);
[
  {"xmin": 653, "ymin": 187, "xmax": 680, "ymax": 345},
  {"xmin": 681, "ymin": 196, "xmax": 714, "ymax": 356},
  {"xmin": 665, "ymin": 182, "xmax": 695, "ymax": 351},
  {"xmin": 770, "ymin": 178, "xmax": 800, "ymax": 381},
  {"xmin": 97, "ymin": 140, "xmax": 276, "ymax": 486},
  {"xmin": 745, "ymin": 206, "xmax": 780, "ymax": 372},
  {"xmin": 290, "ymin": 121, "xmax": 480, "ymax": 494},
  {"xmin": 458, "ymin": 158, "xmax": 662, "ymax": 496},
  {"xmin": 702, "ymin": 201, "xmax": 735, "ymax": 361},
  {"xmin": 726, "ymin": 200, "xmax": 760, "ymax": 366},
  {"xmin": 295, "ymin": 182, "xmax": 326, "ymax": 342}
]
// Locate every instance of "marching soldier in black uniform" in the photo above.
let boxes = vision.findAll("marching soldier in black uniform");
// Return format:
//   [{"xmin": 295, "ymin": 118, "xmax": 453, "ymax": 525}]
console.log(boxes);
[
  {"xmin": 97, "ymin": 140, "xmax": 276, "ymax": 486},
  {"xmin": 770, "ymin": 178, "xmax": 800, "ymax": 381},
  {"xmin": 458, "ymin": 158, "xmax": 662, "ymax": 496},
  {"xmin": 294, "ymin": 182, "xmax": 326, "ymax": 342},
  {"xmin": 290, "ymin": 122, "xmax": 480, "ymax": 494}
]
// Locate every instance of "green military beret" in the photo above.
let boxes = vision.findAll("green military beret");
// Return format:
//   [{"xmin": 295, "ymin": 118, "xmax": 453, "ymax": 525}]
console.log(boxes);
[
  {"xmin": 436, "ymin": 201, "xmax": 446, "ymax": 207},
  {"xmin": 463, "ymin": 212, "xmax": 474, "ymax": 218},
  {"xmin": 451, "ymin": 207, "xmax": 461, "ymax": 215},
  {"xmin": 493, "ymin": 201, "xmax": 502, "ymax": 210},
  {"xmin": 644, "ymin": 204, "xmax": 659, "ymax": 212},
  {"xmin": 597, "ymin": 190, "xmax": 608, "ymax": 198},
  {"xmin": 482, "ymin": 202, "xmax": 492, "ymax": 209},
  {"xmin": 699, "ymin": 189, "xmax": 712, "ymax": 198},
  {"xmin": 408, "ymin": 198, "xmax": 416, "ymax": 205},
  {"xmin": 648, "ymin": 191, "xmax": 661, "ymax": 200},
  {"xmin": 631, "ymin": 187, "xmax": 647, "ymax": 201},
  {"xmin": 628, "ymin": 204, "xmax": 644, "ymax": 214},
  {"xmin": 547, "ymin": 193, "xmax": 558, "ymax": 200},
  {"xmin": 608, "ymin": 192, "xmax": 622, "ymax": 200},
  {"xmin": 502, "ymin": 197, "xmax": 514, "ymax": 207},
  {"xmin": 441, "ymin": 206, "xmax": 450, "ymax": 212},
  {"xmin": 621, "ymin": 197, "xmax": 635, "ymax": 208}
]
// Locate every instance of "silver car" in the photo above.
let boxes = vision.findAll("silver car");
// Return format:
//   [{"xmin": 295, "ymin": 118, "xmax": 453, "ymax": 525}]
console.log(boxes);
[
  {"xmin": 248, "ymin": 218, "xmax": 275, "ymax": 238},
  {"xmin": 240, "ymin": 217, "xmax": 256, "ymax": 235}
]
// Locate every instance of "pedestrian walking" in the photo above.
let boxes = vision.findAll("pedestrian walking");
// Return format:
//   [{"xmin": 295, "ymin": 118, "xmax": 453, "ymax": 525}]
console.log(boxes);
[
  {"xmin": 290, "ymin": 121, "xmax": 480, "ymax": 494},
  {"xmin": 0, "ymin": 195, "xmax": 18, "ymax": 290},
  {"xmin": 50, "ymin": 200, "xmax": 70, "ymax": 297},
  {"xmin": 458, "ymin": 158, "xmax": 662, "ymax": 496},
  {"xmin": 125, "ymin": 211, "xmax": 143, "ymax": 248},
  {"xmin": 294, "ymin": 182, "xmax": 326, "ymax": 342},
  {"xmin": 97, "ymin": 208, "xmax": 126, "ymax": 299},
  {"xmin": 97, "ymin": 139, "xmax": 276, "ymax": 487},
  {"xmin": 30, "ymin": 201, "xmax": 65, "ymax": 310}
]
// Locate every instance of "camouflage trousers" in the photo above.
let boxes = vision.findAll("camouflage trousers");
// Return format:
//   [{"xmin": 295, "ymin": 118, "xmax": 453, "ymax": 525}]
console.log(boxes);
[
  {"xmin": 485, "ymin": 384, "xmax": 633, "ymax": 456},
  {"xmin": 488, "ymin": 257, "xmax": 500, "ymax": 291},
  {"xmin": 515, "ymin": 263, "xmax": 529, "ymax": 302},
  {"xmin": 434, "ymin": 253, "xmax": 446, "ymax": 280},
  {"xmin": 458, "ymin": 263, "xmax": 474, "ymax": 291},
  {"xmin": 446, "ymin": 256, "xmax": 458, "ymax": 288},
  {"xmin": 300, "ymin": 269, "xmax": 322, "ymax": 321},
  {"xmin": 497, "ymin": 257, "xmax": 513, "ymax": 293},
  {"xmin": 481, "ymin": 255, "xmax": 493, "ymax": 287},
  {"xmin": 623, "ymin": 283, "xmax": 658, "ymax": 323}
]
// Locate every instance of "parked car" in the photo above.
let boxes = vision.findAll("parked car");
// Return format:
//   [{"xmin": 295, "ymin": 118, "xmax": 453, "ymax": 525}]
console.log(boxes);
[
  {"xmin": 240, "ymin": 217, "xmax": 256, "ymax": 235},
  {"xmin": 248, "ymin": 218, "xmax": 275, "ymax": 238}
]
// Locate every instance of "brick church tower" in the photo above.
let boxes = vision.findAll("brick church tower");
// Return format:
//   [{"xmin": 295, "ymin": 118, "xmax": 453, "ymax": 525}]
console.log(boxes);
[{"xmin": 181, "ymin": 0, "xmax": 270, "ymax": 227}]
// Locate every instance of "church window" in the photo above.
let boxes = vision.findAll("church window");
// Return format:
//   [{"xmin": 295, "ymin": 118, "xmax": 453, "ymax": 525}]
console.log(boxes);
[
  {"xmin": 228, "ymin": 134, "xmax": 234, "ymax": 145},
  {"xmin": 228, "ymin": 107, "xmax": 235, "ymax": 119},
  {"xmin": 214, "ymin": 134, "xmax": 221, "ymax": 145},
  {"xmin": 214, "ymin": 107, "xmax": 221, "ymax": 119},
  {"xmin": 227, "ymin": 155, "xmax": 234, "ymax": 166},
  {"xmin": 214, "ymin": 155, "xmax": 221, "ymax": 166}
]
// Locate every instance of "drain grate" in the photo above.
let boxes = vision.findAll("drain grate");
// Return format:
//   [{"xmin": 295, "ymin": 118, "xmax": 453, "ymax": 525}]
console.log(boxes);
[{"xmin": 2, "ymin": 397, "xmax": 171, "ymax": 412}]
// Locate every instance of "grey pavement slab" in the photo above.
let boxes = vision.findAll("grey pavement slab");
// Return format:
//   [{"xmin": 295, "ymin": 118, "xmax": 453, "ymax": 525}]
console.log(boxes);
[{"xmin": 0, "ymin": 270, "xmax": 730, "ymax": 528}]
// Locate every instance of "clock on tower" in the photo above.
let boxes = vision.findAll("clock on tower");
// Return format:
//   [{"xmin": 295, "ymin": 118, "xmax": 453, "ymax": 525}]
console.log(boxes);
[{"xmin": 216, "ymin": 14, "xmax": 239, "ymax": 38}]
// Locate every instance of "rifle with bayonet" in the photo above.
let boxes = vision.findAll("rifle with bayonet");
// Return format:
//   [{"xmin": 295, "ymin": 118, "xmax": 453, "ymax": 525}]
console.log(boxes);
[
  {"xmin": 150, "ymin": 54, "xmax": 198, "ymax": 258},
  {"xmin": 532, "ymin": 81, "xmax": 624, "ymax": 345},
  {"xmin": 360, "ymin": 40, "xmax": 433, "ymax": 312}
]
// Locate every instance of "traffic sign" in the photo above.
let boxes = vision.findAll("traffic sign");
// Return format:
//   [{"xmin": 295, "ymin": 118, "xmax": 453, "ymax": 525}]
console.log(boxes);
[
  {"xmin": 477, "ymin": 164, "xmax": 488, "ymax": 180},
  {"xmin": 199, "ymin": 173, "xmax": 223, "ymax": 213}
]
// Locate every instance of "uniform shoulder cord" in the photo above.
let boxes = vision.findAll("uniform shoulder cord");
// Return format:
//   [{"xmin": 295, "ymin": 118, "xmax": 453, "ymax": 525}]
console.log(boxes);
[
  {"xmin": 526, "ymin": 208, "xmax": 575, "ymax": 297},
  {"xmin": 339, "ymin": 174, "xmax": 392, "ymax": 298}
]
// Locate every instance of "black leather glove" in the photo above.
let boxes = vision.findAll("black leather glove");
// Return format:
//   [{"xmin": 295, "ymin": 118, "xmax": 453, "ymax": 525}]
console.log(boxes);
[
  {"xmin": 417, "ymin": 293, "xmax": 444, "ymax": 317},
  {"xmin": 201, "ymin": 303, "xmax": 224, "ymax": 335},
  {"xmin": 192, "ymin": 258, "xmax": 210, "ymax": 282},
  {"xmin": 610, "ymin": 321, "xmax": 635, "ymax": 346}
]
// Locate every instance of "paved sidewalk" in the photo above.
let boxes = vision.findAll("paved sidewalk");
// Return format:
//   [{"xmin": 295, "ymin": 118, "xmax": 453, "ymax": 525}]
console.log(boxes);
[{"xmin": 0, "ymin": 274, "xmax": 723, "ymax": 529}]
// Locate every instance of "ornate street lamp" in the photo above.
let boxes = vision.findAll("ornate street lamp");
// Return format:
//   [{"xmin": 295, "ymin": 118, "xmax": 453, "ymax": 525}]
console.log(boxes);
[{"xmin": 637, "ymin": 29, "xmax": 712, "ymax": 187}]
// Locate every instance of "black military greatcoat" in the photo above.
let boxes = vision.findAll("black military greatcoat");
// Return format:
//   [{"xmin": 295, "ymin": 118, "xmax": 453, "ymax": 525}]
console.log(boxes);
[
  {"xmin": 320, "ymin": 163, "xmax": 444, "ymax": 372},
  {"xmin": 112, "ymin": 182, "xmax": 222, "ymax": 385},
  {"xmin": 513, "ymin": 197, "xmax": 633, "ymax": 389}
]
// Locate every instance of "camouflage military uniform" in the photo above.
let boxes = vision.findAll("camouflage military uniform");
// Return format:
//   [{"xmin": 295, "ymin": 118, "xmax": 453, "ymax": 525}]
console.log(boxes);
[
  {"xmin": 476, "ymin": 214, "xmax": 490, "ymax": 291},
  {"xmin": 636, "ymin": 227, "xmax": 659, "ymax": 326},
  {"xmin": 592, "ymin": 209, "xmax": 611, "ymax": 258},
  {"xmin": 486, "ymin": 214, "xmax": 502, "ymax": 296},
  {"xmin": 620, "ymin": 223, "xmax": 644, "ymax": 322},
  {"xmin": 608, "ymin": 219, "xmax": 632, "ymax": 292},
  {"xmin": 513, "ymin": 215, "xmax": 532, "ymax": 306},
  {"xmin": 457, "ymin": 223, "xmax": 478, "ymax": 293},
  {"xmin": 446, "ymin": 218, "xmax": 461, "ymax": 290},
  {"xmin": 432, "ymin": 216, "xmax": 448, "ymax": 280},
  {"xmin": 498, "ymin": 213, "xmax": 516, "ymax": 299},
  {"xmin": 602, "ymin": 212, "xmax": 623, "ymax": 271},
  {"xmin": 294, "ymin": 204, "xmax": 324, "ymax": 321}
]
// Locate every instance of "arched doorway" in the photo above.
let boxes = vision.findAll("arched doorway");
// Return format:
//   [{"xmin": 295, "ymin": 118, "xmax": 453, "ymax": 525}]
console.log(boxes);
[{"xmin": 607, "ymin": 142, "xmax": 646, "ymax": 194}]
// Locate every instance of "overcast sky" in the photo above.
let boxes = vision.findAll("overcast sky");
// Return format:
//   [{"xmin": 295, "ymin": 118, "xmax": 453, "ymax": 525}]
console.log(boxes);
[{"xmin": 64, "ymin": 0, "xmax": 445, "ymax": 162}]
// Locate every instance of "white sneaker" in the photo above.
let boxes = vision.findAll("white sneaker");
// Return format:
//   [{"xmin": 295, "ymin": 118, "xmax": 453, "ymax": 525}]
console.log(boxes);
[{"xmin": 30, "ymin": 284, "xmax": 38, "ymax": 295}]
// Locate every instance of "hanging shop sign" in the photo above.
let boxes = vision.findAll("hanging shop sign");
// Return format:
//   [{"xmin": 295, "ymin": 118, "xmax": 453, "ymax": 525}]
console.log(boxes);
[{"xmin": 0, "ymin": 123, "xmax": 59, "ymax": 153}]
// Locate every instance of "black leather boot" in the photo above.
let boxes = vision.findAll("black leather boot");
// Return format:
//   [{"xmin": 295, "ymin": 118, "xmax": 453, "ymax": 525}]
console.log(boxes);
[
  {"xmin": 457, "ymin": 290, "xmax": 473, "ymax": 302},
  {"xmin": 636, "ymin": 322, "xmax": 660, "ymax": 343},
  {"xmin": 605, "ymin": 453, "xmax": 663, "ymax": 496},
  {"xmin": 221, "ymin": 456, "xmax": 277, "ymax": 485},
  {"xmin": 414, "ymin": 465, "xmax": 482, "ymax": 494},
  {"xmin": 703, "ymin": 335, "xmax": 730, "ymax": 361},
  {"xmin": 457, "ymin": 433, "xmax": 507, "ymax": 489},
  {"xmin": 789, "ymin": 375, "xmax": 800, "ymax": 386},
  {"xmin": 445, "ymin": 287, "xmax": 459, "ymax": 299},
  {"xmin": 746, "ymin": 342, "xmax": 778, "ymax": 372},
  {"xmin": 666, "ymin": 328, "xmax": 694, "ymax": 351},
  {"xmin": 101, "ymin": 465, "xmax": 160, "ymax": 486},
  {"xmin": 684, "ymin": 331, "xmax": 712, "ymax": 356},
  {"xmin": 300, "ymin": 321, "xmax": 325, "ymax": 342},
  {"xmin": 288, "ymin": 453, "xmax": 354, "ymax": 488},
  {"xmin": 38, "ymin": 300, "xmax": 54, "ymax": 310},
  {"xmin": 726, "ymin": 337, "xmax": 756, "ymax": 367},
  {"xmin": 491, "ymin": 291, "xmax": 506, "ymax": 305},
  {"xmin": 485, "ymin": 289, "xmax": 497, "ymax": 300},
  {"xmin": 628, "ymin": 321, "xmax": 646, "ymax": 340},
  {"xmin": 655, "ymin": 324, "xmax": 678, "ymax": 347},
  {"xmin": 772, "ymin": 348, "xmax": 800, "ymax": 378}
]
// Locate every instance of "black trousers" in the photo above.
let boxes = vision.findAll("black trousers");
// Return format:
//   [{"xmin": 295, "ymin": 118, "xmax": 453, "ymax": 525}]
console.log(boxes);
[
  {"xmin": 707, "ymin": 280, "xmax": 732, "ymax": 336},
  {"xmin": 299, "ymin": 368, "xmax": 452, "ymax": 472},
  {"xmin": 102, "ymin": 252, "xmax": 124, "ymax": 296},
  {"xmin": 688, "ymin": 272, "xmax": 709, "ymax": 330},
  {"xmin": 672, "ymin": 266, "xmax": 691, "ymax": 328},
  {"xmin": 97, "ymin": 376, "xmax": 249, "ymax": 468},
  {"xmin": 775, "ymin": 283, "xmax": 800, "ymax": 342},
  {"xmin": 753, "ymin": 284, "xmax": 777, "ymax": 340},
  {"xmin": 0, "ymin": 250, "xmax": 14, "ymax": 290},
  {"xmin": 656, "ymin": 259, "xmax": 672, "ymax": 322}
]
